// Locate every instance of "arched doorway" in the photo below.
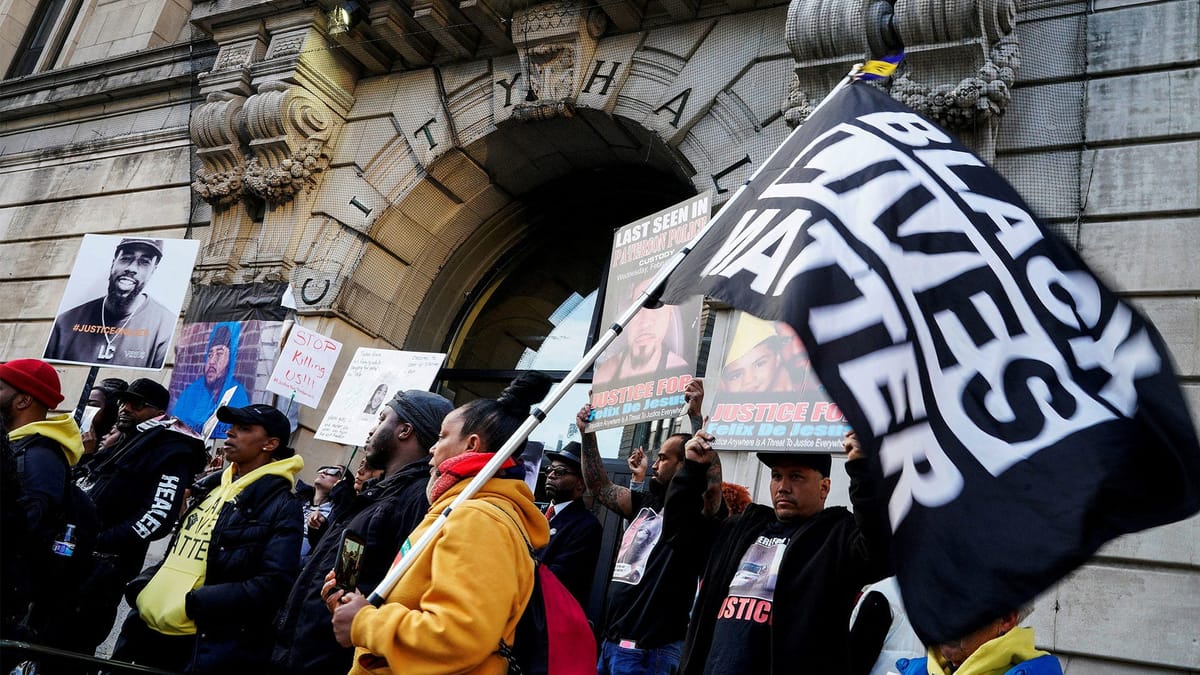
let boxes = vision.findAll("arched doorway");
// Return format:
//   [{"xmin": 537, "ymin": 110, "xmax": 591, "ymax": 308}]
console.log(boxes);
[{"xmin": 430, "ymin": 163, "xmax": 696, "ymax": 457}]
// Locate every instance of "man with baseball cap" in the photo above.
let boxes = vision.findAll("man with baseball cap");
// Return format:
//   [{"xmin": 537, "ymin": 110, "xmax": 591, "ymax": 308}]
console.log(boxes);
[
  {"xmin": 272, "ymin": 388, "xmax": 453, "ymax": 675},
  {"xmin": 44, "ymin": 237, "xmax": 176, "ymax": 369},
  {"xmin": 537, "ymin": 441, "xmax": 603, "ymax": 611},
  {"xmin": 74, "ymin": 377, "xmax": 207, "ymax": 654},
  {"xmin": 665, "ymin": 431, "xmax": 891, "ymax": 674}
]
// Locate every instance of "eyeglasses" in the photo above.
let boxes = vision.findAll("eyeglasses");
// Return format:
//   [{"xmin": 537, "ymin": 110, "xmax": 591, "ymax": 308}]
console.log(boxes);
[
  {"xmin": 545, "ymin": 466, "xmax": 578, "ymax": 478},
  {"xmin": 317, "ymin": 467, "xmax": 344, "ymax": 477}
]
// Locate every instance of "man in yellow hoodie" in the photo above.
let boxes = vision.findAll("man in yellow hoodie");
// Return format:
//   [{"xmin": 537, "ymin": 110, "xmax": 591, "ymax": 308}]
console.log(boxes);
[{"xmin": 0, "ymin": 358, "xmax": 86, "ymax": 643}]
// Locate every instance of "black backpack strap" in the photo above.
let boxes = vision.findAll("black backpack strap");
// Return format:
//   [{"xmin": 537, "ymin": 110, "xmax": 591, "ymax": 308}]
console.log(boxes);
[{"xmin": 11, "ymin": 433, "xmax": 71, "ymax": 526}]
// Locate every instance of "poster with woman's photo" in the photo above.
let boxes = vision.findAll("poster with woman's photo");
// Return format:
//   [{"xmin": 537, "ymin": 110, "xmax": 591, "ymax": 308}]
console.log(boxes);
[
  {"xmin": 587, "ymin": 193, "xmax": 708, "ymax": 432},
  {"xmin": 314, "ymin": 348, "xmax": 447, "ymax": 445},
  {"xmin": 705, "ymin": 311, "xmax": 847, "ymax": 452},
  {"xmin": 43, "ymin": 234, "xmax": 199, "ymax": 370}
]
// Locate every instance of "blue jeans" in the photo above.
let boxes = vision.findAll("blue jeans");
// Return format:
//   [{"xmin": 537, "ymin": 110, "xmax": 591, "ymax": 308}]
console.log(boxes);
[{"xmin": 598, "ymin": 638, "xmax": 684, "ymax": 675}]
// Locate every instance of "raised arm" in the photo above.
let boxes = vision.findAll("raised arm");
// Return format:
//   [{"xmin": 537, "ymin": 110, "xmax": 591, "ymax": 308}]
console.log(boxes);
[
  {"xmin": 684, "ymin": 429, "xmax": 724, "ymax": 519},
  {"xmin": 577, "ymin": 404, "xmax": 635, "ymax": 519}
]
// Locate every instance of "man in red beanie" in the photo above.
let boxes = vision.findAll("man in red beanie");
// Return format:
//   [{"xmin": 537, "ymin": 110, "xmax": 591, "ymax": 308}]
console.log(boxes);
[
  {"xmin": 0, "ymin": 358, "xmax": 85, "ymax": 639},
  {"xmin": 0, "ymin": 359, "xmax": 83, "ymax": 536}
]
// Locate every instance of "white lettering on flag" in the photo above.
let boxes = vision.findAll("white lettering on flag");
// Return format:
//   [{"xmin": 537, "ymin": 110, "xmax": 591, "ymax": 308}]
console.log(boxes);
[{"xmin": 723, "ymin": 112, "xmax": 1163, "ymax": 528}]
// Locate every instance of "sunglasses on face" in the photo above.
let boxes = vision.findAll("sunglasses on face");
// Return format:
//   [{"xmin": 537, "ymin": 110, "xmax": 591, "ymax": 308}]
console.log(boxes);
[
  {"xmin": 317, "ymin": 467, "xmax": 344, "ymax": 477},
  {"xmin": 545, "ymin": 466, "xmax": 578, "ymax": 478}
]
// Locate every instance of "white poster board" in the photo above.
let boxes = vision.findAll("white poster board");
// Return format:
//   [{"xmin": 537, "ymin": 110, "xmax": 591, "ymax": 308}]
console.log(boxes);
[
  {"xmin": 314, "ymin": 348, "xmax": 447, "ymax": 445},
  {"xmin": 43, "ymin": 234, "xmax": 199, "ymax": 370},
  {"xmin": 266, "ymin": 325, "xmax": 342, "ymax": 408}
]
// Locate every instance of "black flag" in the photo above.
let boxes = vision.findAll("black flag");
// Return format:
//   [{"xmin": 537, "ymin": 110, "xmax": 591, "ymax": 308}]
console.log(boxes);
[{"xmin": 659, "ymin": 82, "xmax": 1200, "ymax": 643}]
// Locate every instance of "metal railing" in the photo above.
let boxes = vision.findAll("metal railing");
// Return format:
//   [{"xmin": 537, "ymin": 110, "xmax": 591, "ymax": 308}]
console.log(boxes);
[{"xmin": 1, "ymin": 641, "xmax": 177, "ymax": 675}]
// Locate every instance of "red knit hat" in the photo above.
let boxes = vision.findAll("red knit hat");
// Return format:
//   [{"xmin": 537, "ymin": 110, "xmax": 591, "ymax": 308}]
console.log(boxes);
[{"xmin": 0, "ymin": 359, "xmax": 65, "ymax": 408}]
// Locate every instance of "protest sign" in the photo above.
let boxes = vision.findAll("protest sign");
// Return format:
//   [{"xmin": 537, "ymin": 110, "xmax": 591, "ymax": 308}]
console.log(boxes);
[
  {"xmin": 168, "ymin": 283, "xmax": 292, "ymax": 439},
  {"xmin": 587, "ymin": 193, "xmax": 708, "ymax": 431},
  {"xmin": 314, "ymin": 348, "xmax": 447, "ymax": 445},
  {"xmin": 705, "ymin": 312, "xmax": 846, "ymax": 452},
  {"xmin": 267, "ymin": 325, "xmax": 342, "ymax": 408},
  {"xmin": 44, "ymin": 234, "xmax": 199, "ymax": 370}
]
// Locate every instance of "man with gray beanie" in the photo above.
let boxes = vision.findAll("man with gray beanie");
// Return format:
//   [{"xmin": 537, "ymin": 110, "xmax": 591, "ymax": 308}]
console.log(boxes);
[{"xmin": 271, "ymin": 388, "xmax": 453, "ymax": 675}]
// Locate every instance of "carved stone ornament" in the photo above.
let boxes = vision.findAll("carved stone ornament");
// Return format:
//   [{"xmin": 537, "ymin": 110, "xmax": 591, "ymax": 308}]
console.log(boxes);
[
  {"xmin": 243, "ymin": 140, "xmax": 327, "ymax": 204},
  {"xmin": 783, "ymin": 0, "xmax": 1020, "ymax": 142},
  {"xmin": 511, "ymin": 0, "xmax": 605, "ymax": 121},
  {"xmin": 890, "ymin": 35, "xmax": 1019, "ymax": 130},
  {"xmin": 190, "ymin": 91, "xmax": 249, "ymax": 207},
  {"xmin": 240, "ymin": 81, "xmax": 335, "ymax": 205}
]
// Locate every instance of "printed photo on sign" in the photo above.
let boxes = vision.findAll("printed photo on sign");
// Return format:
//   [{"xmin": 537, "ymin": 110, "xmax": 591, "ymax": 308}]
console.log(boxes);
[
  {"xmin": 43, "ymin": 235, "xmax": 199, "ymax": 370},
  {"xmin": 588, "ymin": 193, "xmax": 709, "ymax": 431},
  {"xmin": 612, "ymin": 507, "xmax": 662, "ymax": 586},
  {"xmin": 314, "ymin": 348, "xmax": 446, "ymax": 445},
  {"xmin": 168, "ymin": 320, "xmax": 282, "ymax": 439},
  {"xmin": 707, "ymin": 312, "xmax": 847, "ymax": 453}
]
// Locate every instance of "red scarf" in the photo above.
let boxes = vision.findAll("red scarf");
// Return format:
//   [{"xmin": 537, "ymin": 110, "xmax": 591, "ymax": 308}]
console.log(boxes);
[{"xmin": 429, "ymin": 451, "xmax": 516, "ymax": 503}]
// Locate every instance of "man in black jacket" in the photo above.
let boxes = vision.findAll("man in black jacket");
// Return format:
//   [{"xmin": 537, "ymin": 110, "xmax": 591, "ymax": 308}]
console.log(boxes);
[
  {"xmin": 0, "ymin": 359, "xmax": 84, "ymax": 644},
  {"xmin": 538, "ymin": 442, "xmax": 602, "ymax": 612},
  {"xmin": 270, "ymin": 388, "xmax": 453, "ymax": 675},
  {"xmin": 666, "ymin": 430, "xmax": 890, "ymax": 675},
  {"xmin": 76, "ymin": 378, "xmax": 207, "ymax": 653}
]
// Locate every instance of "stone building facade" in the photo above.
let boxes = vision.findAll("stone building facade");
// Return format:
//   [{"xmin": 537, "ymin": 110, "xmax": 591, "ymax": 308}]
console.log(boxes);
[{"xmin": 1, "ymin": 0, "xmax": 1198, "ymax": 670}]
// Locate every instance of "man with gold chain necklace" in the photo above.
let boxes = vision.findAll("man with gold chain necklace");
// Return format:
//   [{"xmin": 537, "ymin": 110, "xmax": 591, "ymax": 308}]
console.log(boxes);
[{"xmin": 45, "ymin": 238, "xmax": 176, "ymax": 369}]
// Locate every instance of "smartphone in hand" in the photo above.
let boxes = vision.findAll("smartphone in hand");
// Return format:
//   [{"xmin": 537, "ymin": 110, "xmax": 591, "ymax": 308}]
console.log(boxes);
[{"xmin": 334, "ymin": 529, "xmax": 366, "ymax": 593}]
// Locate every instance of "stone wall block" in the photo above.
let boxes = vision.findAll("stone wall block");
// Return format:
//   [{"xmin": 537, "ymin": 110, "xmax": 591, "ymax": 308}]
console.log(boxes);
[
  {"xmin": 1087, "ymin": 1, "xmax": 1199, "ymax": 75},
  {"xmin": 0, "ymin": 187, "xmax": 192, "ymax": 240},
  {"xmin": 1046, "ymin": 563, "xmax": 1200, "ymax": 668},
  {"xmin": 641, "ymin": 9, "xmax": 787, "ymax": 145},
  {"xmin": 575, "ymin": 32, "xmax": 642, "ymax": 114},
  {"xmin": 1081, "ymin": 141, "xmax": 1200, "ymax": 218},
  {"xmin": 386, "ymin": 69, "xmax": 453, "ymax": 168},
  {"xmin": 1127, "ymin": 296, "xmax": 1198, "ymax": 377},
  {"xmin": 997, "ymin": 81, "xmax": 1084, "ymax": 151},
  {"xmin": 441, "ymin": 60, "xmax": 494, "ymax": 148},
  {"xmin": 1086, "ymin": 67, "xmax": 1200, "ymax": 144},
  {"xmin": 1078, "ymin": 218, "xmax": 1200, "ymax": 294}
]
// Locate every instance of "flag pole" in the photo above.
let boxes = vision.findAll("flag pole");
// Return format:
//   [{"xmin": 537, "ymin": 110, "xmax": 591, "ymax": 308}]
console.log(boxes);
[{"xmin": 365, "ymin": 65, "xmax": 865, "ymax": 607}]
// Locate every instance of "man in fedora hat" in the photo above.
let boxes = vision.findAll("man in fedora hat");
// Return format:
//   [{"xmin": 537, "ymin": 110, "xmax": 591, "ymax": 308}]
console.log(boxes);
[
  {"xmin": 666, "ymin": 431, "xmax": 891, "ymax": 675},
  {"xmin": 74, "ymin": 377, "xmax": 207, "ymax": 654},
  {"xmin": 45, "ymin": 237, "xmax": 176, "ymax": 369},
  {"xmin": 538, "ymin": 441, "xmax": 603, "ymax": 611}
]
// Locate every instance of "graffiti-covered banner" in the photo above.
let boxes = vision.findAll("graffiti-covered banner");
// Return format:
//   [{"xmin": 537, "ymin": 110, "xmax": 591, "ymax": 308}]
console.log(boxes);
[
  {"xmin": 168, "ymin": 283, "xmax": 291, "ymax": 439},
  {"xmin": 587, "ymin": 193, "xmax": 709, "ymax": 431},
  {"xmin": 706, "ymin": 312, "xmax": 847, "ymax": 452}
]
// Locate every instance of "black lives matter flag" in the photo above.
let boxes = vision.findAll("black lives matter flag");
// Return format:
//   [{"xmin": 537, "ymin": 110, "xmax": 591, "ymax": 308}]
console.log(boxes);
[{"xmin": 659, "ymin": 82, "xmax": 1200, "ymax": 643}]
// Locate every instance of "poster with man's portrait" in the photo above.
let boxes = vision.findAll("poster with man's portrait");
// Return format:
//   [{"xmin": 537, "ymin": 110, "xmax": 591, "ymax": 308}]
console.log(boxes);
[
  {"xmin": 166, "ymin": 282, "xmax": 293, "ymax": 440},
  {"xmin": 587, "ymin": 193, "xmax": 709, "ymax": 432},
  {"xmin": 43, "ymin": 234, "xmax": 199, "ymax": 370},
  {"xmin": 705, "ymin": 311, "xmax": 847, "ymax": 452}
]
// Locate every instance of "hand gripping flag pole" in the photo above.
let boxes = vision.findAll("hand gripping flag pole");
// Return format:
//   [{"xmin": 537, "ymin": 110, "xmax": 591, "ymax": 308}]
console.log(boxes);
[{"xmin": 365, "ymin": 64, "xmax": 867, "ymax": 608}]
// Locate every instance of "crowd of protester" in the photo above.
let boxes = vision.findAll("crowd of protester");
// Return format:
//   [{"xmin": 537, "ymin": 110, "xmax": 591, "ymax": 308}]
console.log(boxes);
[{"xmin": 0, "ymin": 357, "xmax": 1061, "ymax": 674}]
